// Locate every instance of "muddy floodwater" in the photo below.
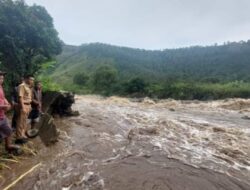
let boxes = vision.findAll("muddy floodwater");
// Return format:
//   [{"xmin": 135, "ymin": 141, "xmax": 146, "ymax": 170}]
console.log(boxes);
[{"xmin": 1, "ymin": 96, "xmax": 250, "ymax": 190}]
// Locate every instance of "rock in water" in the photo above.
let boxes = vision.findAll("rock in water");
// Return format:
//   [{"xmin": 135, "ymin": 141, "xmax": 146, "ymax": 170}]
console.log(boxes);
[
  {"xmin": 242, "ymin": 115, "xmax": 250, "ymax": 120},
  {"xmin": 43, "ymin": 91, "xmax": 79, "ymax": 116},
  {"xmin": 34, "ymin": 91, "xmax": 79, "ymax": 146},
  {"xmin": 37, "ymin": 113, "xmax": 59, "ymax": 146}
]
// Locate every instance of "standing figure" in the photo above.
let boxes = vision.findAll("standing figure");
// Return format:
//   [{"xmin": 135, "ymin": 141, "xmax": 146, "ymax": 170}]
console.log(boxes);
[
  {"xmin": 15, "ymin": 75, "xmax": 34, "ymax": 144},
  {"xmin": 29, "ymin": 81, "xmax": 43, "ymax": 129},
  {"xmin": 11, "ymin": 77, "xmax": 24, "ymax": 131},
  {"xmin": 0, "ymin": 71, "xmax": 20, "ymax": 153}
]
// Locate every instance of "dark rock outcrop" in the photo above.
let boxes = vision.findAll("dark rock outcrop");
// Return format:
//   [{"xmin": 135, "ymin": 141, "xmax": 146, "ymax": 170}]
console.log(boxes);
[
  {"xmin": 43, "ymin": 91, "xmax": 79, "ymax": 116},
  {"xmin": 35, "ymin": 91, "xmax": 79, "ymax": 146}
]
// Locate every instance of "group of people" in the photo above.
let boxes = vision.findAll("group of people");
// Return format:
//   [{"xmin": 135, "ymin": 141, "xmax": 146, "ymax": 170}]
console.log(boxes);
[{"xmin": 0, "ymin": 71, "xmax": 42, "ymax": 154}]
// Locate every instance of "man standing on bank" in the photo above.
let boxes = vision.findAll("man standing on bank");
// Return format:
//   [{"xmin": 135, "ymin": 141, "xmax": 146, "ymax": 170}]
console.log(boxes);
[
  {"xmin": 11, "ymin": 76, "xmax": 24, "ymax": 131},
  {"xmin": 15, "ymin": 75, "xmax": 34, "ymax": 144},
  {"xmin": 29, "ymin": 81, "xmax": 43, "ymax": 129},
  {"xmin": 0, "ymin": 71, "xmax": 20, "ymax": 153}
]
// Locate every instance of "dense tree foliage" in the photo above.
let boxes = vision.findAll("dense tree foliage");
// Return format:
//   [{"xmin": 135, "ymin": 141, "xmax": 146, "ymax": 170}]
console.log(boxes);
[
  {"xmin": 0, "ymin": 0, "xmax": 62, "ymax": 87},
  {"xmin": 92, "ymin": 65, "xmax": 118, "ymax": 94},
  {"xmin": 73, "ymin": 72, "xmax": 89, "ymax": 86},
  {"xmin": 124, "ymin": 78, "xmax": 148, "ymax": 95}
]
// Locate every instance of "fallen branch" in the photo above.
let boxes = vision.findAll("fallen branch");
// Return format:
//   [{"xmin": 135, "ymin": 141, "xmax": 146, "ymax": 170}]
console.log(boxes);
[
  {"xmin": 22, "ymin": 146, "xmax": 37, "ymax": 156},
  {"xmin": 0, "ymin": 158, "xmax": 19, "ymax": 163},
  {"xmin": 0, "ymin": 163, "xmax": 11, "ymax": 170},
  {"xmin": 3, "ymin": 163, "xmax": 42, "ymax": 190},
  {"xmin": 66, "ymin": 151, "xmax": 85, "ymax": 159}
]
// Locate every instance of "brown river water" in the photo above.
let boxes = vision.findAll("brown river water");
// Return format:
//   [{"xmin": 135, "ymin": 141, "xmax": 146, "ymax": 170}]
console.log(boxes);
[{"xmin": 1, "ymin": 96, "xmax": 250, "ymax": 190}]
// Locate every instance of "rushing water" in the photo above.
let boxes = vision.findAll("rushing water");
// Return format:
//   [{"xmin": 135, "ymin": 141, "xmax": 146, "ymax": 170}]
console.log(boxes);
[{"xmin": 1, "ymin": 96, "xmax": 250, "ymax": 190}]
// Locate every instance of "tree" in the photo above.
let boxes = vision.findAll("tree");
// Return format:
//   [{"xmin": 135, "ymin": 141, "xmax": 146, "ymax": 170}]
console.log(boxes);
[
  {"xmin": 125, "ymin": 77, "xmax": 147, "ymax": 94},
  {"xmin": 0, "ymin": 0, "xmax": 62, "ymax": 81},
  {"xmin": 73, "ymin": 72, "xmax": 89, "ymax": 86},
  {"xmin": 92, "ymin": 65, "xmax": 118, "ymax": 92}
]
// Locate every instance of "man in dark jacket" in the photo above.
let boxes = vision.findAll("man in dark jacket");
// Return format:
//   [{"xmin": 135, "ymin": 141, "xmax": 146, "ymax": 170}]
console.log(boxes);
[{"xmin": 29, "ymin": 81, "xmax": 43, "ymax": 129}]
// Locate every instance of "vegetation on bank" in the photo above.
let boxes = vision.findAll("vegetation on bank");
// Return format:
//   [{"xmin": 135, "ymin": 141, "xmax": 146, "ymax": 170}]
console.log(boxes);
[
  {"xmin": 84, "ymin": 80, "xmax": 250, "ymax": 100},
  {"xmin": 46, "ymin": 64, "xmax": 250, "ymax": 100}
]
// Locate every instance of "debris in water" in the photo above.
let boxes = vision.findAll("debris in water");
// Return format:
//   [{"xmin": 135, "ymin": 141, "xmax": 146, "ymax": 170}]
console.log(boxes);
[{"xmin": 242, "ymin": 115, "xmax": 250, "ymax": 120}]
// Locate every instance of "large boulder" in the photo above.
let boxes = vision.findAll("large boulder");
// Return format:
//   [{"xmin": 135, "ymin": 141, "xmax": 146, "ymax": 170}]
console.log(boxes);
[
  {"xmin": 37, "ymin": 113, "xmax": 58, "ymax": 146},
  {"xmin": 42, "ymin": 91, "xmax": 79, "ymax": 116},
  {"xmin": 30, "ymin": 91, "xmax": 79, "ymax": 146}
]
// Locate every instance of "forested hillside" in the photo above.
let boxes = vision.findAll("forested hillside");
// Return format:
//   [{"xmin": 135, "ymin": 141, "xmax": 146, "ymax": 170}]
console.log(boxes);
[
  {"xmin": 41, "ymin": 41, "xmax": 250, "ymax": 99},
  {"xmin": 51, "ymin": 42, "xmax": 250, "ymax": 83}
]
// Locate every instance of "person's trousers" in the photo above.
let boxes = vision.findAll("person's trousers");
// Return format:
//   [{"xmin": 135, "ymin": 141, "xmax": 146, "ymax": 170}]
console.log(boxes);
[
  {"xmin": 16, "ymin": 105, "xmax": 31, "ymax": 139},
  {"xmin": 12, "ymin": 106, "xmax": 18, "ymax": 129}
]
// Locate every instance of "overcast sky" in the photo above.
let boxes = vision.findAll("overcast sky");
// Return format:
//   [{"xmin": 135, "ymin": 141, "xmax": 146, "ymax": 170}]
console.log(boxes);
[{"xmin": 25, "ymin": 0, "xmax": 250, "ymax": 50}]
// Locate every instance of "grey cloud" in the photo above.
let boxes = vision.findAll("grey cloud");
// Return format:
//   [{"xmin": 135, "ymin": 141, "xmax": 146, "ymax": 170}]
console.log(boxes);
[{"xmin": 25, "ymin": 0, "xmax": 250, "ymax": 49}]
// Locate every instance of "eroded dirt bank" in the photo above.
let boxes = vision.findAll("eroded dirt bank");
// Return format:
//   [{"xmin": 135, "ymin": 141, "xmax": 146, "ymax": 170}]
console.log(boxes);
[{"xmin": 1, "ymin": 96, "xmax": 250, "ymax": 190}]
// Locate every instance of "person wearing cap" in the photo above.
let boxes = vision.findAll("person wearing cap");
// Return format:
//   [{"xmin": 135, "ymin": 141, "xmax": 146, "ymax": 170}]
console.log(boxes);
[
  {"xmin": 0, "ymin": 71, "xmax": 20, "ymax": 153},
  {"xmin": 15, "ymin": 74, "xmax": 34, "ymax": 144}
]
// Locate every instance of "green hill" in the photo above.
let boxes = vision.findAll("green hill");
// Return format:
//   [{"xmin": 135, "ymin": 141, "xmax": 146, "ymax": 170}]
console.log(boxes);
[
  {"xmin": 49, "ymin": 42, "xmax": 250, "ymax": 85},
  {"xmin": 42, "ymin": 41, "xmax": 250, "ymax": 99}
]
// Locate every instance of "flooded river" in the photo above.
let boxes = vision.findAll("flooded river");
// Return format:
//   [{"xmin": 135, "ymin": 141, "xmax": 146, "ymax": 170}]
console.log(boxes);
[{"xmin": 1, "ymin": 96, "xmax": 250, "ymax": 190}]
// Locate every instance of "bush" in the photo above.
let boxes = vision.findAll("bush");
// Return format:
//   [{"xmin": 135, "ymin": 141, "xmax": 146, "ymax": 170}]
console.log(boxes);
[
  {"xmin": 125, "ymin": 78, "xmax": 148, "ymax": 95},
  {"xmin": 73, "ymin": 72, "xmax": 89, "ymax": 86},
  {"xmin": 39, "ymin": 77, "xmax": 61, "ymax": 92},
  {"xmin": 92, "ymin": 65, "xmax": 118, "ymax": 94}
]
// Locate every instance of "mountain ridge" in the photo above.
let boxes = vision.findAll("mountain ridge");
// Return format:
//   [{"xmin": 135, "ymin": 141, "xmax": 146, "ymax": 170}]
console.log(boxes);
[{"xmin": 46, "ymin": 40, "xmax": 250, "ymax": 88}]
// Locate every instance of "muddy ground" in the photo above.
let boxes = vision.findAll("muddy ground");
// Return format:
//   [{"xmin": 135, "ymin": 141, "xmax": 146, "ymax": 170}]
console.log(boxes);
[{"xmin": 1, "ymin": 96, "xmax": 250, "ymax": 190}]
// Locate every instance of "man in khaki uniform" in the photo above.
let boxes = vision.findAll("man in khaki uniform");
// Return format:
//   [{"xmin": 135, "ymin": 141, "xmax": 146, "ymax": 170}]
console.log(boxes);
[{"xmin": 15, "ymin": 75, "xmax": 34, "ymax": 144}]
